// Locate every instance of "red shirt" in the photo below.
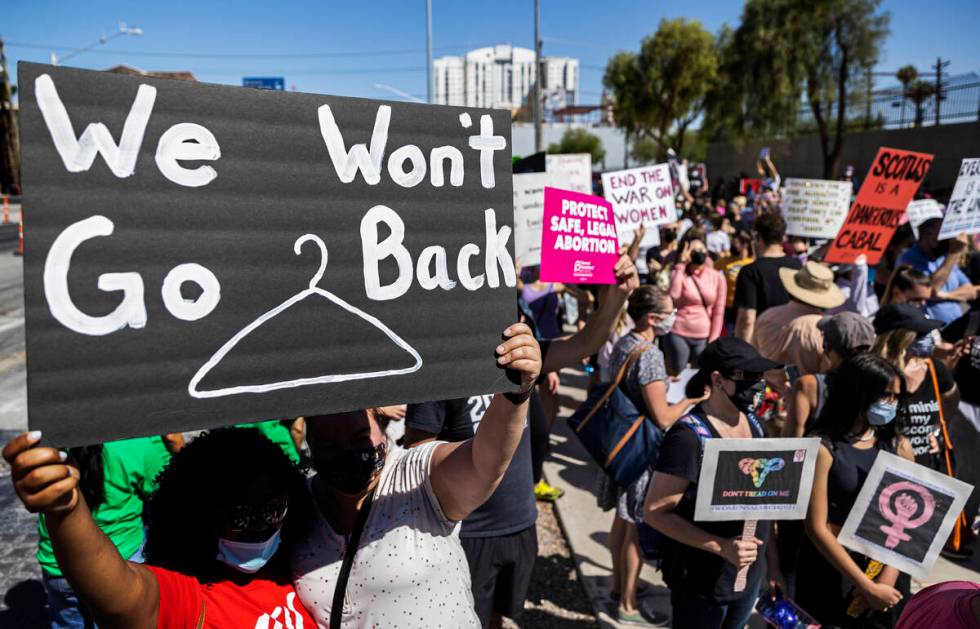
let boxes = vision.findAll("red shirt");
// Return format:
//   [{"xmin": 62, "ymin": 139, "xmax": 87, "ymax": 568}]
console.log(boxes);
[{"xmin": 147, "ymin": 565, "xmax": 315, "ymax": 628}]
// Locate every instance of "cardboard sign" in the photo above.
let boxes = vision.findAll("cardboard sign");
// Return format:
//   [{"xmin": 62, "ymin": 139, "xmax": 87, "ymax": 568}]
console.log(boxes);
[
  {"xmin": 546, "ymin": 153, "xmax": 592, "ymax": 195},
  {"xmin": 513, "ymin": 171, "xmax": 572, "ymax": 266},
  {"xmin": 601, "ymin": 164, "xmax": 676, "ymax": 244},
  {"xmin": 781, "ymin": 178, "xmax": 852, "ymax": 239},
  {"xmin": 539, "ymin": 187, "xmax": 617, "ymax": 284},
  {"xmin": 906, "ymin": 199, "xmax": 945, "ymax": 239},
  {"xmin": 740, "ymin": 178, "xmax": 762, "ymax": 195},
  {"xmin": 825, "ymin": 147, "xmax": 934, "ymax": 265},
  {"xmin": 695, "ymin": 438, "xmax": 821, "ymax": 521},
  {"xmin": 838, "ymin": 451, "xmax": 972, "ymax": 580},
  {"xmin": 938, "ymin": 158, "xmax": 980, "ymax": 239},
  {"xmin": 19, "ymin": 62, "xmax": 518, "ymax": 446}
]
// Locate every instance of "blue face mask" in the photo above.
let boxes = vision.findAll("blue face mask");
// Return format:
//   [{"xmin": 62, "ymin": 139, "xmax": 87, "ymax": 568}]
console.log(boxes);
[
  {"xmin": 215, "ymin": 529, "xmax": 281, "ymax": 573},
  {"xmin": 867, "ymin": 401, "xmax": 898, "ymax": 426},
  {"xmin": 906, "ymin": 332, "xmax": 936, "ymax": 358}
]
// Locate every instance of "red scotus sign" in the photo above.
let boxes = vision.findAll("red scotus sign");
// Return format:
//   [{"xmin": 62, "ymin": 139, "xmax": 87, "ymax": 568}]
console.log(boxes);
[{"xmin": 825, "ymin": 147, "xmax": 934, "ymax": 265}]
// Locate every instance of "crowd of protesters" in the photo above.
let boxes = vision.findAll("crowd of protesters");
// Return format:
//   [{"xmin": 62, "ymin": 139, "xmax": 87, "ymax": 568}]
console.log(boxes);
[{"xmin": 6, "ymin": 151, "xmax": 980, "ymax": 629}]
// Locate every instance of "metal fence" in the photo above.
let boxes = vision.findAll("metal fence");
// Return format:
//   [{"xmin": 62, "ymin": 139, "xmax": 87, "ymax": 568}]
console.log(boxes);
[{"xmin": 797, "ymin": 80, "xmax": 980, "ymax": 130}]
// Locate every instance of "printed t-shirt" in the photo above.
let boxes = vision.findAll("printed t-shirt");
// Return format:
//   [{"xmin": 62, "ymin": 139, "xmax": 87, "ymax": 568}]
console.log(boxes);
[
  {"xmin": 237, "ymin": 420, "xmax": 300, "ymax": 464},
  {"xmin": 897, "ymin": 245, "xmax": 970, "ymax": 324},
  {"xmin": 405, "ymin": 397, "xmax": 536, "ymax": 538},
  {"xmin": 148, "ymin": 564, "xmax": 314, "ymax": 629},
  {"xmin": 38, "ymin": 436, "xmax": 172, "ymax": 577},
  {"xmin": 655, "ymin": 416, "xmax": 771, "ymax": 602},
  {"xmin": 607, "ymin": 332, "xmax": 668, "ymax": 414},
  {"xmin": 290, "ymin": 441, "xmax": 479, "ymax": 628},
  {"xmin": 903, "ymin": 358, "xmax": 955, "ymax": 465},
  {"xmin": 716, "ymin": 254, "xmax": 754, "ymax": 308},
  {"xmin": 732, "ymin": 255, "xmax": 802, "ymax": 315},
  {"xmin": 940, "ymin": 311, "xmax": 980, "ymax": 407}
]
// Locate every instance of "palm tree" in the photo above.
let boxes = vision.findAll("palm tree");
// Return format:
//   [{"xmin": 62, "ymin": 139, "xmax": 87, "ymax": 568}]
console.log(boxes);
[
  {"xmin": 895, "ymin": 65, "xmax": 918, "ymax": 127},
  {"xmin": 907, "ymin": 80, "xmax": 935, "ymax": 127}
]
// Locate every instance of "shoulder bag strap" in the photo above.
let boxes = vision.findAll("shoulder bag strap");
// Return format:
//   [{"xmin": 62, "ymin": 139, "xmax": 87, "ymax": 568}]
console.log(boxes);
[
  {"xmin": 330, "ymin": 489, "xmax": 377, "ymax": 629},
  {"xmin": 574, "ymin": 342, "xmax": 652, "ymax": 434},
  {"xmin": 926, "ymin": 358, "xmax": 956, "ymax": 470},
  {"xmin": 195, "ymin": 599, "xmax": 206, "ymax": 629},
  {"xmin": 687, "ymin": 268, "xmax": 711, "ymax": 312}
]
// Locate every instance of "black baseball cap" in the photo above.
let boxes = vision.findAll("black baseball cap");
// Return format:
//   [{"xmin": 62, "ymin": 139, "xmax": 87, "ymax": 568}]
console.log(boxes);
[
  {"xmin": 698, "ymin": 337, "xmax": 782, "ymax": 377},
  {"xmin": 873, "ymin": 304, "xmax": 943, "ymax": 336}
]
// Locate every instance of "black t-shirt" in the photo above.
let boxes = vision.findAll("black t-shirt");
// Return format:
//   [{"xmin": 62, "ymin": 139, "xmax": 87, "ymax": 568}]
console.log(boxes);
[
  {"xmin": 405, "ymin": 396, "xmax": 537, "ymax": 538},
  {"xmin": 902, "ymin": 358, "xmax": 955, "ymax": 466},
  {"xmin": 655, "ymin": 416, "xmax": 771, "ymax": 602},
  {"xmin": 732, "ymin": 255, "xmax": 802, "ymax": 314},
  {"xmin": 941, "ymin": 312, "xmax": 980, "ymax": 407}
]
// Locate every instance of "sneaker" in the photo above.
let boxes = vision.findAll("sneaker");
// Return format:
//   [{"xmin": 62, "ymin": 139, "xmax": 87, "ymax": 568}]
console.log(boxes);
[
  {"xmin": 534, "ymin": 479, "xmax": 564, "ymax": 502},
  {"xmin": 616, "ymin": 606, "xmax": 658, "ymax": 626}
]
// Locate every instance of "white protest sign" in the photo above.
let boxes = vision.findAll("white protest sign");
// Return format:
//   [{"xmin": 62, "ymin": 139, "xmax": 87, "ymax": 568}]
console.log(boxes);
[
  {"xmin": 601, "ymin": 164, "xmax": 676, "ymax": 244},
  {"xmin": 513, "ymin": 171, "xmax": 573, "ymax": 266},
  {"xmin": 906, "ymin": 199, "xmax": 944, "ymax": 239},
  {"xmin": 837, "ymin": 451, "xmax": 972, "ymax": 580},
  {"xmin": 938, "ymin": 158, "xmax": 980, "ymax": 239},
  {"xmin": 546, "ymin": 153, "xmax": 592, "ymax": 195},
  {"xmin": 694, "ymin": 437, "xmax": 822, "ymax": 522},
  {"xmin": 781, "ymin": 178, "xmax": 852, "ymax": 239}
]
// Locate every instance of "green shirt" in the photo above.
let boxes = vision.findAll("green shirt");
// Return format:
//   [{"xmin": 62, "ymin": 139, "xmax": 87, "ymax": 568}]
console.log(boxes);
[
  {"xmin": 37, "ymin": 436, "xmax": 172, "ymax": 577},
  {"xmin": 236, "ymin": 420, "xmax": 300, "ymax": 464}
]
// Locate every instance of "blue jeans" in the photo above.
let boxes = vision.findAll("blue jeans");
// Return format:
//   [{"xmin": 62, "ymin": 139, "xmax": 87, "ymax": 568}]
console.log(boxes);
[
  {"xmin": 42, "ymin": 572, "xmax": 95, "ymax": 629},
  {"xmin": 669, "ymin": 578, "xmax": 761, "ymax": 629},
  {"xmin": 42, "ymin": 543, "xmax": 144, "ymax": 629}
]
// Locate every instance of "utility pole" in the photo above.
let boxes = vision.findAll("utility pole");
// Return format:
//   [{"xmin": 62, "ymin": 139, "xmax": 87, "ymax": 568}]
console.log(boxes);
[
  {"xmin": 425, "ymin": 0, "xmax": 434, "ymax": 104},
  {"xmin": 864, "ymin": 64, "xmax": 872, "ymax": 131},
  {"xmin": 0, "ymin": 36, "xmax": 20, "ymax": 195},
  {"xmin": 933, "ymin": 57, "xmax": 949, "ymax": 126},
  {"xmin": 534, "ymin": 0, "xmax": 542, "ymax": 152}
]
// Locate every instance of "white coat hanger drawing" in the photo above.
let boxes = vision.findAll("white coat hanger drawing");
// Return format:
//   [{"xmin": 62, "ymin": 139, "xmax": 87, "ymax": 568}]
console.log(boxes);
[{"xmin": 187, "ymin": 234, "xmax": 423, "ymax": 399}]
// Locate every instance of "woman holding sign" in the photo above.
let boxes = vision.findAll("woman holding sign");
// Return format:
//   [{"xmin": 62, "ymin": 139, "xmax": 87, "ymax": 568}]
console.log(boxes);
[
  {"xmin": 644, "ymin": 338, "xmax": 784, "ymax": 629},
  {"xmin": 798, "ymin": 353, "xmax": 914, "ymax": 627},
  {"xmin": 3, "ymin": 428, "xmax": 317, "ymax": 629}
]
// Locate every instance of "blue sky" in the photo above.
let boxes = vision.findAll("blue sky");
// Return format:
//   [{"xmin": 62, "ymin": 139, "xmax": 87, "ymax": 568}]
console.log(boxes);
[{"xmin": 4, "ymin": 0, "xmax": 979, "ymax": 101}]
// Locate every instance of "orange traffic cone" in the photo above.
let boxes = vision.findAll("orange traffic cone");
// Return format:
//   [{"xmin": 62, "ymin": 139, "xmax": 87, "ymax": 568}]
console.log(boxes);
[{"xmin": 14, "ymin": 219, "xmax": 23, "ymax": 256}]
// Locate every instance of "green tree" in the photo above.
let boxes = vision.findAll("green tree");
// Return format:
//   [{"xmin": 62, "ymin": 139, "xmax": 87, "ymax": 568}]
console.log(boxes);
[
  {"xmin": 603, "ymin": 18, "xmax": 718, "ymax": 163},
  {"xmin": 602, "ymin": 51, "xmax": 643, "ymax": 168},
  {"xmin": 547, "ymin": 127, "xmax": 606, "ymax": 165},
  {"xmin": 906, "ymin": 79, "xmax": 935, "ymax": 127},
  {"xmin": 706, "ymin": 0, "xmax": 890, "ymax": 178},
  {"xmin": 895, "ymin": 64, "xmax": 918, "ymax": 127}
]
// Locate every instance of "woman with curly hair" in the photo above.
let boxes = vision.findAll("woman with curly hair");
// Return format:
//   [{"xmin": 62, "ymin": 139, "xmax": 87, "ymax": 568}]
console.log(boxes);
[{"xmin": 3, "ymin": 428, "xmax": 315, "ymax": 629}]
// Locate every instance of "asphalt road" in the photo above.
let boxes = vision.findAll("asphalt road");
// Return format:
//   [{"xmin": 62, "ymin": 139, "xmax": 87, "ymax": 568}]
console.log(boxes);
[{"xmin": 0, "ymin": 240, "xmax": 44, "ymax": 628}]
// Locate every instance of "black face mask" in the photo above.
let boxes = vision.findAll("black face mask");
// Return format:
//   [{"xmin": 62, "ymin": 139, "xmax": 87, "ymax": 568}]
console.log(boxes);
[
  {"xmin": 725, "ymin": 377, "xmax": 766, "ymax": 413},
  {"xmin": 321, "ymin": 442, "xmax": 387, "ymax": 495},
  {"xmin": 690, "ymin": 250, "xmax": 707, "ymax": 266}
]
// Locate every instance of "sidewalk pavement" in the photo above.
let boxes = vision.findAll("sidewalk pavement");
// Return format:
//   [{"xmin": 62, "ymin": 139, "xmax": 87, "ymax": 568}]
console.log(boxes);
[{"xmin": 543, "ymin": 364, "xmax": 980, "ymax": 629}]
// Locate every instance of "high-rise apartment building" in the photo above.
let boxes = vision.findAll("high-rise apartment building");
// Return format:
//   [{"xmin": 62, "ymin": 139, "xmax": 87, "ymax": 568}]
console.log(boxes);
[{"xmin": 433, "ymin": 45, "xmax": 578, "ymax": 111}]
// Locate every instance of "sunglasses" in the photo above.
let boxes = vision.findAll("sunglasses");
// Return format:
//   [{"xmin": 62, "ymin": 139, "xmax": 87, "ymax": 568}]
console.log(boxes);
[{"xmin": 224, "ymin": 495, "xmax": 289, "ymax": 532}]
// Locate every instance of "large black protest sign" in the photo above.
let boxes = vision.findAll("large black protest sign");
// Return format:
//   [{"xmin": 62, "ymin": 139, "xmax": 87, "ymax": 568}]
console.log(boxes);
[
  {"xmin": 695, "ymin": 438, "xmax": 820, "ymax": 521},
  {"xmin": 838, "ymin": 451, "xmax": 972, "ymax": 579},
  {"xmin": 19, "ymin": 62, "xmax": 517, "ymax": 446}
]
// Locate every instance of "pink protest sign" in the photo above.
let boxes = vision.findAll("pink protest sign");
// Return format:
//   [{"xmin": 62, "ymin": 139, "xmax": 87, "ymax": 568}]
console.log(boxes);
[{"xmin": 540, "ymin": 187, "xmax": 619, "ymax": 284}]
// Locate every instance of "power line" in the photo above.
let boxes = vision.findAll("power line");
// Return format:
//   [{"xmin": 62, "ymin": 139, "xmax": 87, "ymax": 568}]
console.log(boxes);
[{"xmin": 4, "ymin": 40, "xmax": 496, "ymax": 60}]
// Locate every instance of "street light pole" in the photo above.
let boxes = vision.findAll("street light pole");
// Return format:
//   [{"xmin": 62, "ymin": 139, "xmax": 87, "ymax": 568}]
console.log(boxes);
[
  {"xmin": 534, "ymin": 0, "xmax": 542, "ymax": 152},
  {"xmin": 50, "ymin": 22, "xmax": 142, "ymax": 66},
  {"xmin": 426, "ymin": 0, "xmax": 434, "ymax": 104}
]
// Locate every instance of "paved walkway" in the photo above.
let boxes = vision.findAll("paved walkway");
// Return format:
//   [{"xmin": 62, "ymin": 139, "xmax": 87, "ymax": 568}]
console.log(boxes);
[{"xmin": 544, "ymin": 364, "xmax": 980, "ymax": 628}]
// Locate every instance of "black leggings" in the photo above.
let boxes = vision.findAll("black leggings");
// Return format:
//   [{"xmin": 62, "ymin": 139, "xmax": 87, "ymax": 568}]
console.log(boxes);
[{"xmin": 529, "ymin": 390, "xmax": 550, "ymax": 483}]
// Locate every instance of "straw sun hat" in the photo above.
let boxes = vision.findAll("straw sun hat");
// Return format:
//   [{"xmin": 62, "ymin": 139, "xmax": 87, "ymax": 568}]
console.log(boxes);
[{"xmin": 778, "ymin": 261, "xmax": 846, "ymax": 310}]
